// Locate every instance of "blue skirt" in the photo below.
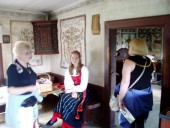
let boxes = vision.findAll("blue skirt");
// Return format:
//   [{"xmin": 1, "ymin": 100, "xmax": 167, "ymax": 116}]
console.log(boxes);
[
  {"xmin": 54, "ymin": 92, "xmax": 87, "ymax": 127},
  {"xmin": 124, "ymin": 86, "xmax": 153, "ymax": 118},
  {"xmin": 115, "ymin": 85, "xmax": 153, "ymax": 128}
]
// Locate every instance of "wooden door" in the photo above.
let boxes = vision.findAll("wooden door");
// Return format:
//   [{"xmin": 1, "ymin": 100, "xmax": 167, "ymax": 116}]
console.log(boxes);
[{"xmin": 104, "ymin": 15, "xmax": 170, "ymax": 128}]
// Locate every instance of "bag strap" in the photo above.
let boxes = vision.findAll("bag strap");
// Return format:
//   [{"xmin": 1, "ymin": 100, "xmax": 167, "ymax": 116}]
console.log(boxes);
[{"xmin": 128, "ymin": 61, "xmax": 147, "ymax": 90}]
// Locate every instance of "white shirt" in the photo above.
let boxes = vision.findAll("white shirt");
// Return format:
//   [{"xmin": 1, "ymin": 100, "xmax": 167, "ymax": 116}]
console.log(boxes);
[{"xmin": 64, "ymin": 66, "xmax": 89, "ymax": 92}]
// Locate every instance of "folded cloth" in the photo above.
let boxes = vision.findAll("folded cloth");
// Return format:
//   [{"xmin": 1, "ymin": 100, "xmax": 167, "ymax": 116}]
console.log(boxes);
[
  {"xmin": 34, "ymin": 92, "xmax": 43, "ymax": 102},
  {"xmin": 21, "ymin": 96, "xmax": 37, "ymax": 107},
  {"xmin": 54, "ymin": 83, "xmax": 65, "ymax": 90}
]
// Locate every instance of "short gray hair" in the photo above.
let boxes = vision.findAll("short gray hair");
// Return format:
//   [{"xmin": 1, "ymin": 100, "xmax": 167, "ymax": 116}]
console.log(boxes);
[{"xmin": 12, "ymin": 41, "xmax": 32, "ymax": 57}]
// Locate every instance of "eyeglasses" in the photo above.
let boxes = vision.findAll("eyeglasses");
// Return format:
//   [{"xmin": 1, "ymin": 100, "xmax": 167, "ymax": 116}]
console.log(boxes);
[{"xmin": 24, "ymin": 51, "xmax": 33, "ymax": 56}]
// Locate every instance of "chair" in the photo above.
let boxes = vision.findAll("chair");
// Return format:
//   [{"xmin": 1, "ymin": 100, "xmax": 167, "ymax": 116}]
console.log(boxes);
[{"xmin": 85, "ymin": 101, "xmax": 101, "ymax": 125}]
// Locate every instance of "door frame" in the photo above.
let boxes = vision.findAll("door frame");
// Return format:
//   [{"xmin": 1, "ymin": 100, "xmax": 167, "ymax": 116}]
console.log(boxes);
[
  {"xmin": 0, "ymin": 43, "xmax": 4, "ymax": 85},
  {"xmin": 104, "ymin": 15, "xmax": 170, "ymax": 127}
]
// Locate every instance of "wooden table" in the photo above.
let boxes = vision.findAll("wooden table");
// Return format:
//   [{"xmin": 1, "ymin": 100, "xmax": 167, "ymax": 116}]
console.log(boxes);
[
  {"xmin": 38, "ymin": 86, "xmax": 63, "ymax": 123},
  {"xmin": 40, "ymin": 86, "xmax": 63, "ymax": 97}
]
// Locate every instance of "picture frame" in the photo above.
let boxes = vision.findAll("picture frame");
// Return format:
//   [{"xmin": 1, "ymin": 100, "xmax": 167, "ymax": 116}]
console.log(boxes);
[
  {"xmin": 30, "ymin": 54, "xmax": 43, "ymax": 67},
  {"xmin": 10, "ymin": 20, "xmax": 43, "ymax": 66},
  {"xmin": 3, "ymin": 35, "xmax": 10, "ymax": 43},
  {"xmin": 92, "ymin": 14, "xmax": 100, "ymax": 35},
  {"xmin": 60, "ymin": 15, "xmax": 86, "ymax": 68}
]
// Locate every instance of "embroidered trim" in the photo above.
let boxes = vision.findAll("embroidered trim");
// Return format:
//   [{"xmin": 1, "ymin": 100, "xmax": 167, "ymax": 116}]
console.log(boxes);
[
  {"xmin": 13, "ymin": 61, "xmax": 32, "ymax": 74},
  {"xmin": 13, "ymin": 62, "xmax": 23, "ymax": 73},
  {"xmin": 53, "ymin": 112, "xmax": 62, "ymax": 119},
  {"xmin": 62, "ymin": 121, "xmax": 73, "ymax": 128}
]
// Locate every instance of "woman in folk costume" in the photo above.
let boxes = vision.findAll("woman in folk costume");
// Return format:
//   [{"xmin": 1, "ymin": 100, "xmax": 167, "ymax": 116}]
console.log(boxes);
[
  {"xmin": 46, "ymin": 51, "xmax": 89, "ymax": 128},
  {"xmin": 118, "ymin": 38, "xmax": 154, "ymax": 128},
  {"xmin": 5, "ymin": 41, "xmax": 43, "ymax": 128}
]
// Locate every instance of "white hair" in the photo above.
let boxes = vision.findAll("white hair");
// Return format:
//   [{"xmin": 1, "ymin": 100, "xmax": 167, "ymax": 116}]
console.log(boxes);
[{"xmin": 12, "ymin": 41, "xmax": 32, "ymax": 57}]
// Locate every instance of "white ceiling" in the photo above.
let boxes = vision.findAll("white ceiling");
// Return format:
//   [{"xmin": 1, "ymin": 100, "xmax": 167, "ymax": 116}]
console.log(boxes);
[{"xmin": 0, "ymin": 0, "xmax": 84, "ymax": 14}]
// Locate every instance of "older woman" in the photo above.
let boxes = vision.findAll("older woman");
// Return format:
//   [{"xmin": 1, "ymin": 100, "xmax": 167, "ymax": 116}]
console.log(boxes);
[
  {"xmin": 5, "ymin": 41, "xmax": 41, "ymax": 128},
  {"xmin": 118, "ymin": 38, "xmax": 154, "ymax": 128},
  {"xmin": 46, "ymin": 51, "xmax": 89, "ymax": 128}
]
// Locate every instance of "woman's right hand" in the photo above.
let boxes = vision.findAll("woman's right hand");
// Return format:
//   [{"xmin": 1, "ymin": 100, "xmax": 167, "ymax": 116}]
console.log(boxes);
[
  {"xmin": 30, "ymin": 85, "xmax": 38, "ymax": 92},
  {"xmin": 119, "ymin": 99, "xmax": 125, "ymax": 110},
  {"xmin": 71, "ymin": 92, "xmax": 78, "ymax": 98},
  {"xmin": 65, "ymin": 88, "xmax": 74, "ymax": 93}
]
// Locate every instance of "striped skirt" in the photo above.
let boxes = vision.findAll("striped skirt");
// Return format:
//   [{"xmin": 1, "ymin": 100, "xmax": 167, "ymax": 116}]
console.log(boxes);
[{"xmin": 54, "ymin": 92, "xmax": 87, "ymax": 128}]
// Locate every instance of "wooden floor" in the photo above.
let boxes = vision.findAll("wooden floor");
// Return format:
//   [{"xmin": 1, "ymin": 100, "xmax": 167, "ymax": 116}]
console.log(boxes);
[
  {"xmin": 145, "ymin": 84, "xmax": 161, "ymax": 128},
  {"xmin": 0, "ymin": 84, "xmax": 161, "ymax": 128}
]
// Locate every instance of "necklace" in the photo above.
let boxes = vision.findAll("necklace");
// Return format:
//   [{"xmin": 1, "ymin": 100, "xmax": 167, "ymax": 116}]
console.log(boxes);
[
  {"xmin": 26, "ymin": 67, "xmax": 31, "ymax": 74},
  {"xmin": 15, "ymin": 59, "xmax": 32, "ymax": 74},
  {"xmin": 26, "ymin": 63, "xmax": 31, "ymax": 74}
]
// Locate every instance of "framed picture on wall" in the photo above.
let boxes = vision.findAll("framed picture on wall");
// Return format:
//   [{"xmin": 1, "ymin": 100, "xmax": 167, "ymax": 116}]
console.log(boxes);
[
  {"xmin": 10, "ymin": 21, "xmax": 43, "ymax": 66},
  {"xmin": 92, "ymin": 14, "xmax": 100, "ymax": 35},
  {"xmin": 3, "ymin": 35, "xmax": 10, "ymax": 43},
  {"xmin": 60, "ymin": 15, "xmax": 86, "ymax": 68},
  {"xmin": 30, "ymin": 54, "xmax": 43, "ymax": 66}
]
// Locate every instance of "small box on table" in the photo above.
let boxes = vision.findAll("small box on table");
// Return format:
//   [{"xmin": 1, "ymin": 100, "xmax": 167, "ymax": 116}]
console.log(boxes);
[{"xmin": 37, "ymin": 73, "xmax": 53, "ymax": 93}]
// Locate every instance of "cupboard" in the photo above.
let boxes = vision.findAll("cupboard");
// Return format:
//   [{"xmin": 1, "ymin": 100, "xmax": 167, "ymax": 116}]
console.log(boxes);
[{"xmin": 32, "ymin": 20, "xmax": 58, "ymax": 54}]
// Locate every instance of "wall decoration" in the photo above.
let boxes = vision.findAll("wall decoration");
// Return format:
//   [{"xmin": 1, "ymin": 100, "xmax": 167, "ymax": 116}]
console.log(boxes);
[
  {"xmin": 19, "ymin": 28, "xmax": 34, "ymax": 50},
  {"xmin": 92, "ymin": 14, "xmax": 100, "ymax": 35},
  {"xmin": 116, "ymin": 29, "xmax": 136, "ymax": 51},
  {"xmin": 60, "ymin": 15, "xmax": 86, "ymax": 68},
  {"xmin": 3, "ymin": 35, "xmax": 10, "ymax": 43},
  {"xmin": 10, "ymin": 21, "xmax": 42, "ymax": 66},
  {"xmin": 138, "ymin": 27, "xmax": 162, "ymax": 59},
  {"xmin": 29, "ymin": 55, "xmax": 43, "ymax": 66},
  {"xmin": 116, "ymin": 27, "xmax": 162, "ymax": 60}
]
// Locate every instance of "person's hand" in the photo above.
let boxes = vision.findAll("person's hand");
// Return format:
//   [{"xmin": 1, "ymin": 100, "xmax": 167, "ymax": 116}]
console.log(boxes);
[
  {"xmin": 119, "ymin": 99, "xmax": 125, "ymax": 110},
  {"xmin": 36, "ymin": 82, "xmax": 40, "ymax": 93},
  {"xmin": 30, "ymin": 85, "xmax": 38, "ymax": 92},
  {"xmin": 65, "ymin": 88, "xmax": 74, "ymax": 93},
  {"xmin": 72, "ymin": 92, "xmax": 78, "ymax": 98}
]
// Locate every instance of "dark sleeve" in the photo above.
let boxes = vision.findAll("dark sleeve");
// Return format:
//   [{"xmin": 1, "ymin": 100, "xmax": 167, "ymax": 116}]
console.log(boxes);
[
  {"xmin": 6, "ymin": 65, "xmax": 18, "ymax": 87},
  {"xmin": 30, "ymin": 68, "xmax": 38, "ymax": 79}
]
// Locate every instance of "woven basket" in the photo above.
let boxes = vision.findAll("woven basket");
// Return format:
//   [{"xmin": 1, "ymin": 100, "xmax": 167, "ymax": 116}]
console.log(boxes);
[{"xmin": 37, "ymin": 73, "xmax": 53, "ymax": 93}]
